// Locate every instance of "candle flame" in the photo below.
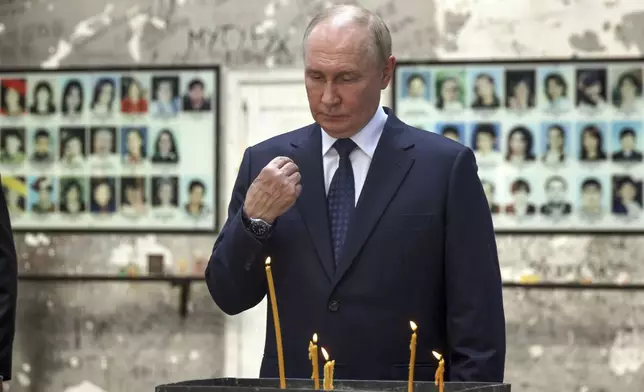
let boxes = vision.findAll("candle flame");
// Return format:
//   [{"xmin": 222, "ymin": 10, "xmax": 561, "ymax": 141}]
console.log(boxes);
[
  {"xmin": 265, "ymin": 257, "xmax": 271, "ymax": 266},
  {"xmin": 321, "ymin": 347, "xmax": 329, "ymax": 361},
  {"xmin": 409, "ymin": 321, "xmax": 417, "ymax": 331},
  {"xmin": 313, "ymin": 333, "xmax": 318, "ymax": 343},
  {"xmin": 432, "ymin": 351, "xmax": 442, "ymax": 360}
]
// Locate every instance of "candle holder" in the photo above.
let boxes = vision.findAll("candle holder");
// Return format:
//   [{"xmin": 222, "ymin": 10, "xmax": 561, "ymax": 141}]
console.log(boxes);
[{"xmin": 156, "ymin": 378, "xmax": 511, "ymax": 392}]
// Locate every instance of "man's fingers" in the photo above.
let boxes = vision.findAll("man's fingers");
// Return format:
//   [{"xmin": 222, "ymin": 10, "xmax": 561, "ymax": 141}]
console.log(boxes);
[
  {"xmin": 281, "ymin": 161, "xmax": 299, "ymax": 177},
  {"xmin": 271, "ymin": 156, "xmax": 292, "ymax": 169},
  {"xmin": 289, "ymin": 171, "xmax": 302, "ymax": 184}
]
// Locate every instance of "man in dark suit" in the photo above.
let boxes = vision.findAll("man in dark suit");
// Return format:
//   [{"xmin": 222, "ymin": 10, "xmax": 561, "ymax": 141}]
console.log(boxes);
[
  {"xmin": 0, "ymin": 175, "xmax": 17, "ymax": 390},
  {"xmin": 206, "ymin": 4, "xmax": 505, "ymax": 383}
]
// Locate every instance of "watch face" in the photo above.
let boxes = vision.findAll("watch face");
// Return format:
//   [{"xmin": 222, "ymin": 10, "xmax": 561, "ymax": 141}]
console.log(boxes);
[{"xmin": 250, "ymin": 219, "xmax": 270, "ymax": 236}]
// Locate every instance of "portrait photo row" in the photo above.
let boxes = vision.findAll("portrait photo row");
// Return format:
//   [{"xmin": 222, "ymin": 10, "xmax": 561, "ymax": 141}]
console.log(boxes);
[
  {"xmin": 0, "ymin": 66, "xmax": 220, "ymax": 232},
  {"xmin": 393, "ymin": 59, "xmax": 644, "ymax": 232}
]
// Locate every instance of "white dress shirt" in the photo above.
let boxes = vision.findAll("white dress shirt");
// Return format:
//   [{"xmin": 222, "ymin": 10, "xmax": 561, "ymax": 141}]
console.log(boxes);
[{"xmin": 320, "ymin": 106, "xmax": 388, "ymax": 205}]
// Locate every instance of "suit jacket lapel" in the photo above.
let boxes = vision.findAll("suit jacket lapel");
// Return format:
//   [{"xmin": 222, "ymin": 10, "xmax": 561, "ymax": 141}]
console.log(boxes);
[
  {"xmin": 291, "ymin": 125, "xmax": 335, "ymax": 281},
  {"xmin": 332, "ymin": 115, "xmax": 415, "ymax": 286}
]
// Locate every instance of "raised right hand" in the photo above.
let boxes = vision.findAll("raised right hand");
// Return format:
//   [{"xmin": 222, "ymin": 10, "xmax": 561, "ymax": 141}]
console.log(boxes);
[{"xmin": 243, "ymin": 156, "xmax": 302, "ymax": 224}]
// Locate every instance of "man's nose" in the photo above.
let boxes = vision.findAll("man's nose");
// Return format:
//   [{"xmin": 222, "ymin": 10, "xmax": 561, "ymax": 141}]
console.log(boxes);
[{"xmin": 321, "ymin": 82, "xmax": 339, "ymax": 106}]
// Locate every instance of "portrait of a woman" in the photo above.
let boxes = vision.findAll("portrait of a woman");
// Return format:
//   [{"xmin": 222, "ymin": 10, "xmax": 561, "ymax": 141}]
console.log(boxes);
[
  {"xmin": 506, "ymin": 71, "xmax": 535, "ymax": 110},
  {"xmin": 184, "ymin": 179, "xmax": 211, "ymax": 218},
  {"xmin": 122, "ymin": 127, "xmax": 147, "ymax": 164},
  {"xmin": 505, "ymin": 179, "xmax": 536, "ymax": 217},
  {"xmin": 612, "ymin": 70, "xmax": 643, "ymax": 114},
  {"xmin": 576, "ymin": 70, "xmax": 607, "ymax": 111},
  {"xmin": 471, "ymin": 73, "xmax": 501, "ymax": 109},
  {"xmin": 542, "ymin": 124, "xmax": 566, "ymax": 164},
  {"xmin": 151, "ymin": 129, "xmax": 179, "ymax": 163},
  {"xmin": 59, "ymin": 179, "xmax": 86, "ymax": 214},
  {"xmin": 542, "ymin": 73, "xmax": 570, "ymax": 112},
  {"xmin": 505, "ymin": 126, "xmax": 536, "ymax": 163},
  {"xmin": 121, "ymin": 77, "xmax": 148, "ymax": 114},
  {"xmin": 29, "ymin": 81, "xmax": 56, "ymax": 115},
  {"xmin": 90, "ymin": 78, "xmax": 116, "ymax": 116},
  {"xmin": 579, "ymin": 124, "xmax": 607, "ymax": 161},
  {"xmin": 90, "ymin": 177, "xmax": 116, "ymax": 214},
  {"xmin": 61, "ymin": 79, "xmax": 84, "ymax": 116},
  {"xmin": 1, "ymin": 79, "xmax": 26, "ymax": 116},
  {"xmin": 435, "ymin": 75, "xmax": 464, "ymax": 111}
]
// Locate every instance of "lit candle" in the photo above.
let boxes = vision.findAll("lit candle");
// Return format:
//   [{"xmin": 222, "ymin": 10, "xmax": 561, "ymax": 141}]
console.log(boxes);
[
  {"xmin": 265, "ymin": 257, "xmax": 286, "ymax": 389},
  {"xmin": 321, "ymin": 347, "xmax": 335, "ymax": 390},
  {"xmin": 408, "ymin": 321, "xmax": 418, "ymax": 392},
  {"xmin": 432, "ymin": 351, "xmax": 445, "ymax": 392},
  {"xmin": 309, "ymin": 333, "xmax": 320, "ymax": 389}
]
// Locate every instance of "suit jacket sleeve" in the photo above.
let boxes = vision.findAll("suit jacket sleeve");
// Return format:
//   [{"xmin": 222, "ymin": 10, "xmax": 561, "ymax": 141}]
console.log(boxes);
[
  {"xmin": 205, "ymin": 148, "xmax": 268, "ymax": 315},
  {"xmin": 444, "ymin": 148, "xmax": 506, "ymax": 382},
  {"xmin": 0, "ymin": 177, "xmax": 17, "ymax": 380}
]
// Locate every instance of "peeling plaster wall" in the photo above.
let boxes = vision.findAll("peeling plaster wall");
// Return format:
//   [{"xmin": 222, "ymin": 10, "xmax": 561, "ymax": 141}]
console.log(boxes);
[{"xmin": 3, "ymin": 0, "xmax": 644, "ymax": 391}]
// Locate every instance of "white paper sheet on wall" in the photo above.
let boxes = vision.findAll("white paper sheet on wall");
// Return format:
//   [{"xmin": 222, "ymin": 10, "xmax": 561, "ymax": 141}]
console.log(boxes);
[{"xmin": 241, "ymin": 83, "xmax": 312, "ymax": 148}]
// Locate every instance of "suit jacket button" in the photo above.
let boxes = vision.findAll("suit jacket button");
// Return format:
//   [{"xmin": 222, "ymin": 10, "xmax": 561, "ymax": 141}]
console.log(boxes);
[{"xmin": 328, "ymin": 300, "xmax": 340, "ymax": 312}]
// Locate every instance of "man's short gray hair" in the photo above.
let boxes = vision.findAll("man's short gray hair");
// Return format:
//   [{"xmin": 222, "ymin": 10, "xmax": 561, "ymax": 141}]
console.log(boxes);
[{"xmin": 302, "ymin": 4, "xmax": 392, "ymax": 66}]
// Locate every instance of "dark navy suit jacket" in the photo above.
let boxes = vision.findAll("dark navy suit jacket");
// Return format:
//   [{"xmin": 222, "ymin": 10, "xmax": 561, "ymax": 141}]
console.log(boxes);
[
  {"xmin": 206, "ymin": 108, "xmax": 506, "ymax": 382},
  {"xmin": 0, "ymin": 175, "xmax": 17, "ymax": 380}
]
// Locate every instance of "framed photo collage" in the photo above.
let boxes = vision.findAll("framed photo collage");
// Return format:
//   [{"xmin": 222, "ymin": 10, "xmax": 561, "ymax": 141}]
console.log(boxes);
[
  {"xmin": 0, "ymin": 66, "xmax": 219, "ymax": 233},
  {"xmin": 393, "ymin": 59, "xmax": 644, "ymax": 233}
]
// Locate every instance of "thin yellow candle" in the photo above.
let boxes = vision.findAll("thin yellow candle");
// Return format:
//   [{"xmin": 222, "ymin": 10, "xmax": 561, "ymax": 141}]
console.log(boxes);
[
  {"xmin": 321, "ymin": 347, "xmax": 335, "ymax": 390},
  {"xmin": 308, "ymin": 333, "xmax": 320, "ymax": 389},
  {"xmin": 432, "ymin": 351, "xmax": 445, "ymax": 392},
  {"xmin": 408, "ymin": 321, "xmax": 418, "ymax": 392},
  {"xmin": 265, "ymin": 257, "xmax": 286, "ymax": 389}
]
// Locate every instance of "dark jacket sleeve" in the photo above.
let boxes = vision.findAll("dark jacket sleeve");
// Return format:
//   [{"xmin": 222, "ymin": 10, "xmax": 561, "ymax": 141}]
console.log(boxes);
[
  {"xmin": 205, "ymin": 147, "xmax": 268, "ymax": 315},
  {"xmin": 444, "ymin": 148, "xmax": 506, "ymax": 382},
  {"xmin": 0, "ymin": 176, "xmax": 17, "ymax": 380}
]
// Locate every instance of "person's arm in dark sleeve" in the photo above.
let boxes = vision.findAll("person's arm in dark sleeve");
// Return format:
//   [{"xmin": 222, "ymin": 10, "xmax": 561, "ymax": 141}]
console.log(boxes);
[
  {"xmin": 205, "ymin": 148, "xmax": 268, "ymax": 315},
  {"xmin": 0, "ymin": 178, "xmax": 17, "ymax": 381},
  {"xmin": 444, "ymin": 147, "xmax": 506, "ymax": 382}
]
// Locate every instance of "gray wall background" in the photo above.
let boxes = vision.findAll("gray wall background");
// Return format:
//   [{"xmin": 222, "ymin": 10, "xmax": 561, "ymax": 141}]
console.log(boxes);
[{"xmin": 3, "ymin": 0, "xmax": 644, "ymax": 391}]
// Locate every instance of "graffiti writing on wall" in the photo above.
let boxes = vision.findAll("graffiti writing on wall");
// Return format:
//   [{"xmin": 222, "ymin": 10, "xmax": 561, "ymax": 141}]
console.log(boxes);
[{"xmin": 183, "ymin": 23, "xmax": 295, "ymax": 66}]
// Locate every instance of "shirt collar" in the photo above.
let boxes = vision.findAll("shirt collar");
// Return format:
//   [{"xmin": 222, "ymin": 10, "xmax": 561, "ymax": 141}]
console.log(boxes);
[{"xmin": 321, "ymin": 106, "xmax": 388, "ymax": 158}]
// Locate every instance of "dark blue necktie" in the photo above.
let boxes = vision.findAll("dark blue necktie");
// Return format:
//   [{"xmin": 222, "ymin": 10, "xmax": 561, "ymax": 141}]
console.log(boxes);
[{"xmin": 327, "ymin": 138, "xmax": 357, "ymax": 267}]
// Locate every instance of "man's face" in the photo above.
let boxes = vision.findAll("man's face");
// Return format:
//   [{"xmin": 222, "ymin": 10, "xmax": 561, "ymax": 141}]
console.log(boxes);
[
  {"xmin": 512, "ymin": 187, "xmax": 529, "ymax": 204},
  {"xmin": 35, "ymin": 135, "xmax": 49, "ymax": 153},
  {"xmin": 158, "ymin": 81, "xmax": 172, "ymax": 101},
  {"xmin": 304, "ymin": 22, "xmax": 394, "ymax": 138},
  {"xmin": 38, "ymin": 186, "xmax": 50, "ymax": 203},
  {"xmin": 190, "ymin": 185, "xmax": 204, "ymax": 204},
  {"xmin": 546, "ymin": 179, "xmax": 566, "ymax": 203},
  {"xmin": 621, "ymin": 134, "xmax": 636, "ymax": 151},
  {"xmin": 159, "ymin": 183, "xmax": 173, "ymax": 204},
  {"xmin": 189, "ymin": 84, "xmax": 204, "ymax": 101},
  {"xmin": 620, "ymin": 183, "xmax": 637, "ymax": 202},
  {"xmin": 476, "ymin": 132, "xmax": 494, "ymax": 152},
  {"xmin": 408, "ymin": 77, "xmax": 425, "ymax": 98},
  {"xmin": 6, "ymin": 136, "xmax": 20, "ymax": 155},
  {"xmin": 581, "ymin": 185, "xmax": 601, "ymax": 209}
]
